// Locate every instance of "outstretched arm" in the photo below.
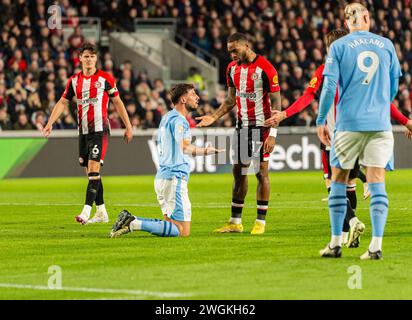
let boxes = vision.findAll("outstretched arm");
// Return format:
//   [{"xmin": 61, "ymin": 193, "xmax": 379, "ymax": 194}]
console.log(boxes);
[
  {"xmin": 265, "ymin": 91, "xmax": 315, "ymax": 126},
  {"xmin": 196, "ymin": 87, "xmax": 236, "ymax": 127},
  {"xmin": 390, "ymin": 103, "xmax": 408, "ymax": 125},
  {"xmin": 182, "ymin": 139, "xmax": 225, "ymax": 156}
]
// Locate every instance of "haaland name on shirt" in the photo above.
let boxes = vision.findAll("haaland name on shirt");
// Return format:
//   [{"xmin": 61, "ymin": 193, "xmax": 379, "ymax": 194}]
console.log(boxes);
[{"xmin": 347, "ymin": 38, "xmax": 385, "ymax": 49}]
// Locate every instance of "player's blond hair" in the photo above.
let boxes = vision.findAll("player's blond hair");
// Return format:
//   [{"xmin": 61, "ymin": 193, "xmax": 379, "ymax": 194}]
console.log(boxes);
[{"xmin": 344, "ymin": 3, "xmax": 369, "ymax": 29}]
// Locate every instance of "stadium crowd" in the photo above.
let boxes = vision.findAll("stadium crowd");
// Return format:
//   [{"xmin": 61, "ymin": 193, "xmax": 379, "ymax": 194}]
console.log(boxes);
[{"xmin": 0, "ymin": 0, "xmax": 411, "ymax": 131}]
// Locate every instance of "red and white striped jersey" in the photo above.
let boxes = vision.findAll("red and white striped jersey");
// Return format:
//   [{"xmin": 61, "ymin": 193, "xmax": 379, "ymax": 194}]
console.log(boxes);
[
  {"xmin": 62, "ymin": 70, "xmax": 119, "ymax": 134},
  {"xmin": 226, "ymin": 55, "xmax": 280, "ymax": 127}
]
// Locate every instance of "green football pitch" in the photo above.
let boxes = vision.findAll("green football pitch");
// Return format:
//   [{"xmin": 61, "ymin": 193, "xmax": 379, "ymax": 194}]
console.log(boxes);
[{"xmin": 0, "ymin": 170, "xmax": 411, "ymax": 300}]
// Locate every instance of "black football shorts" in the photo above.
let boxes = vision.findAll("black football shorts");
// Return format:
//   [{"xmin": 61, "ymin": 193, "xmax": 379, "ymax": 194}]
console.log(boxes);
[{"xmin": 78, "ymin": 132, "xmax": 108, "ymax": 167}]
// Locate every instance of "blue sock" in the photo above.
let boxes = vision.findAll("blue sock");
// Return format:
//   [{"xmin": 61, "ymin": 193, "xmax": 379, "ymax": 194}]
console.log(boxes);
[
  {"xmin": 139, "ymin": 219, "xmax": 180, "ymax": 237},
  {"xmin": 368, "ymin": 182, "xmax": 389, "ymax": 237},
  {"xmin": 328, "ymin": 182, "xmax": 347, "ymax": 236}
]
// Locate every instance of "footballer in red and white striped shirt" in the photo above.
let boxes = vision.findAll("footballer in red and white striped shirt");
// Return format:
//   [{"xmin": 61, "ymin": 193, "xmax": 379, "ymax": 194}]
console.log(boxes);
[
  {"xmin": 62, "ymin": 69, "xmax": 118, "ymax": 135},
  {"xmin": 197, "ymin": 33, "xmax": 282, "ymax": 234},
  {"xmin": 226, "ymin": 54, "xmax": 280, "ymax": 128},
  {"xmin": 43, "ymin": 43, "xmax": 133, "ymax": 225}
]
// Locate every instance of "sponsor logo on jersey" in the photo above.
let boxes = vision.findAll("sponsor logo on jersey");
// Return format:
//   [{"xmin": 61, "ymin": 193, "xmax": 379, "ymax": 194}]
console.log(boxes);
[
  {"xmin": 308, "ymin": 77, "xmax": 318, "ymax": 88},
  {"xmin": 77, "ymin": 98, "xmax": 99, "ymax": 105},
  {"xmin": 236, "ymin": 92, "xmax": 257, "ymax": 100},
  {"xmin": 326, "ymin": 57, "xmax": 333, "ymax": 64}
]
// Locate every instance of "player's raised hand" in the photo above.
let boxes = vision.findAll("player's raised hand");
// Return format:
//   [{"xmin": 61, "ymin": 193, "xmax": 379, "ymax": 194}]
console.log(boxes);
[
  {"xmin": 317, "ymin": 125, "xmax": 331, "ymax": 146},
  {"xmin": 196, "ymin": 115, "xmax": 216, "ymax": 127},
  {"xmin": 264, "ymin": 110, "xmax": 286, "ymax": 127},
  {"xmin": 124, "ymin": 127, "xmax": 133, "ymax": 143},
  {"xmin": 263, "ymin": 136, "xmax": 276, "ymax": 154}
]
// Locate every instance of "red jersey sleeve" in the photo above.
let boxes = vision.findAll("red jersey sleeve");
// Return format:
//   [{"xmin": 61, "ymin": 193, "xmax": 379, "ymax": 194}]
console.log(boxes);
[
  {"xmin": 262, "ymin": 62, "xmax": 280, "ymax": 93},
  {"xmin": 284, "ymin": 65, "xmax": 324, "ymax": 118},
  {"xmin": 226, "ymin": 62, "xmax": 235, "ymax": 88},
  {"xmin": 62, "ymin": 77, "xmax": 75, "ymax": 100},
  {"xmin": 104, "ymin": 72, "xmax": 119, "ymax": 98},
  {"xmin": 390, "ymin": 103, "xmax": 408, "ymax": 125},
  {"xmin": 304, "ymin": 64, "xmax": 324, "ymax": 95},
  {"xmin": 285, "ymin": 91, "xmax": 316, "ymax": 118}
]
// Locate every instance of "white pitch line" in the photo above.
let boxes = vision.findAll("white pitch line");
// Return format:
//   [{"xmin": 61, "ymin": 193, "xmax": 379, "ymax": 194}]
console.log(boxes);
[
  {"xmin": 0, "ymin": 202, "xmax": 409, "ymax": 211},
  {"xmin": 0, "ymin": 283, "xmax": 193, "ymax": 298}
]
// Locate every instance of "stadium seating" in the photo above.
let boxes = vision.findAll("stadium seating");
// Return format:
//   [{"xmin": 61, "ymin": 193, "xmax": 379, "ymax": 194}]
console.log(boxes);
[{"xmin": 0, "ymin": 0, "xmax": 411, "ymax": 131}]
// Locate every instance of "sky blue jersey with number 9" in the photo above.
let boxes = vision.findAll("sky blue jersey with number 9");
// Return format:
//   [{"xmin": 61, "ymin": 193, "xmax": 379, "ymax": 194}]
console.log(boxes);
[
  {"xmin": 156, "ymin": 109, "xmax": 191, "ymax": 180},
  {"xmin": 317, "ymin": 30, "xmax": 402, "ymax": 131}
]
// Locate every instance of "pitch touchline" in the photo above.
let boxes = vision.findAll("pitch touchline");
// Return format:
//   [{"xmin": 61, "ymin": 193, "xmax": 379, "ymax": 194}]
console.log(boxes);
[
  {"xmin": 0, "ymin": 202, "xmax": 408, "ymax": 210},
  {"xmin": 0, "ymin": 283, "xmax": 193, "ymax": 298}
]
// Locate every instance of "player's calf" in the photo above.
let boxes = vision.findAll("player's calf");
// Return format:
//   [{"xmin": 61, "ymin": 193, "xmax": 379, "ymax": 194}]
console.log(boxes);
[
  {"xmin": 76, "ymin": 172, "xmax": 101, "ymax": 224},
  {"xmin": 110, "ymin": 210, "xmax": 180, "ymax": 238}
]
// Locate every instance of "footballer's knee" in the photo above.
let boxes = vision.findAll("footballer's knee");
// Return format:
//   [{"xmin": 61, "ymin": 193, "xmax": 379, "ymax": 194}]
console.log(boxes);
[
  {"xmin": 255, "ymin": 171, "xmax": 269, "ymax": 185},
  {"xmin": 172, "ymin": 221, "xmax": 190, "ymax": 237},
  {"xmin": 88, "ymin": 160, "xmax": 101, "ymax": 173},
  {"xmin": 331, "ymin": 168, "xmax": 350, "ymax": 183},
  {"xmin": 180, "ymin": 230, "xmax": 190, "ymax": 237},
  {"xmin": 366, "ymin": 167, "xmax": 385, "ymax": 183},
  {"xmin": 233, "ymin": 166, "xmax": 249, "ymax": 182}
]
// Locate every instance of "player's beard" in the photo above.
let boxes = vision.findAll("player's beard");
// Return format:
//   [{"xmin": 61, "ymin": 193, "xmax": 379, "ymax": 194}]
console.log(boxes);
[
  {"xmin": 236, "ymin": 51, "xmax": 248, "ymax": 65},
  {"xmin": 185, "ymin": 102, "xmax": 198, "ymax": 111}
]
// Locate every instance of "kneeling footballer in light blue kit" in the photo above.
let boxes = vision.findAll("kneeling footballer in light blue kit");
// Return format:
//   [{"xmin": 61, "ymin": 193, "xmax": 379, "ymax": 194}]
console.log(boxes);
[
  {"xmin": 110, "ymin": 84, "xmax": 223, "ymax": 238},
  {"xmin": 316, "ymin": 3, "xmax": 402, "ymax": 259}
]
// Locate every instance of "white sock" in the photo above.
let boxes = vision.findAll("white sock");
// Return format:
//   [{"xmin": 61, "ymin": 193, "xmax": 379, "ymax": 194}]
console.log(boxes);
[
  {"xmin": 349, "ymin": 217, "xmax": 360, "ymax": 229},
  {"xmin": 229, "ymin": 217, "xmax": 242, "ymax": 224},
  {"xmin": 81, "ymin": 205, "xmax": 92, "ymax": 219},
  {"xmin": 330, "ymin": 235, "xmax": 342, "ymax": 248},
  {"xmin": 129, "ymin": 219, "xmax": 142, "ymax": 231},
  {"xmin": 342, "ymin": 232, "xmax": 349, "ymax": 243},
  {"xmin": 96, "ymin": 204, "xmax": 107, "ymax": 214},
  {"xmin": 369, "ymin": 237, "xmax": 383, "ymax": 252},
  {"xmin": 256, "ymin": 219, "xmax": 266, "ymax": 225}
]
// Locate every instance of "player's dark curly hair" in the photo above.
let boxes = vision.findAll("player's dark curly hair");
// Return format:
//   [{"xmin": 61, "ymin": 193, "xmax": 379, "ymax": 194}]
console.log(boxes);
[
  {"xmin": 227, "ymin": 32, "xmax": 249, "ymax": 44},
  {"xmin": 169, "ymin": 83, "xmax": 195, "ymax": 104},
  {"xmin": 78, "ymin": 42, "xmax": 98, "ymax": 55},
  {"xmin": 325, "ymin": 29, "xmax": 349, "ymax": 48}
]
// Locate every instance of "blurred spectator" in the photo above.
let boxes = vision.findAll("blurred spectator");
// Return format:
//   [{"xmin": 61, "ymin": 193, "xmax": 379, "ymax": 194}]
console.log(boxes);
[
  {"xmin": 0, "ymin": 107, "xmax": 12, "ymax": 130},
  {"xmin": 0, "ymin": 0, "xmax": 411, "ymax": 130},
  {"xmin": 32, "ymin": 110, "xmax": 46, "ymax": 131},
  {"xmin": 13, "ymin": 113, "xmax": 33, "ymax": 130},
  {"xmin": 187, "ymin": 66, "xmax": 205, "ymax": 91}
]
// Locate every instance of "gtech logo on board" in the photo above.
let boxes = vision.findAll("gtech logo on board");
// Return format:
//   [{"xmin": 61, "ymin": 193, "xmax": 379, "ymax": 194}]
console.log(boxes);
[{"xmin": 148, "ymin": 134, "xmax": 321, "ymax": 173}]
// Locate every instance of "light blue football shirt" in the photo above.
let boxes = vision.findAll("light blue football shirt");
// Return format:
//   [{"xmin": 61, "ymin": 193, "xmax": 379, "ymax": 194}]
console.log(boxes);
[
  {"xmin": 155, "ymin": 109, "xmax": 191, "ymax": 180},
  {"xmin": 317, "ymin": 30, "xmax": 402, "ymax": 131}
]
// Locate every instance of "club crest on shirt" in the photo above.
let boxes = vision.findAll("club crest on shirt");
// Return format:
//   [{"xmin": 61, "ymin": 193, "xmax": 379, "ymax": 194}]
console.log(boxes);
[
  {"xmin": 272, "ymin": 75, "xmax": 279, "ymax": 85},
  {"xmin": 94, "ymin": 82, "xmax": 102, "ymax": 88},
  {"xmin": 251, "ymin": 72, "xmax": 259, "ymax": 80}
]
